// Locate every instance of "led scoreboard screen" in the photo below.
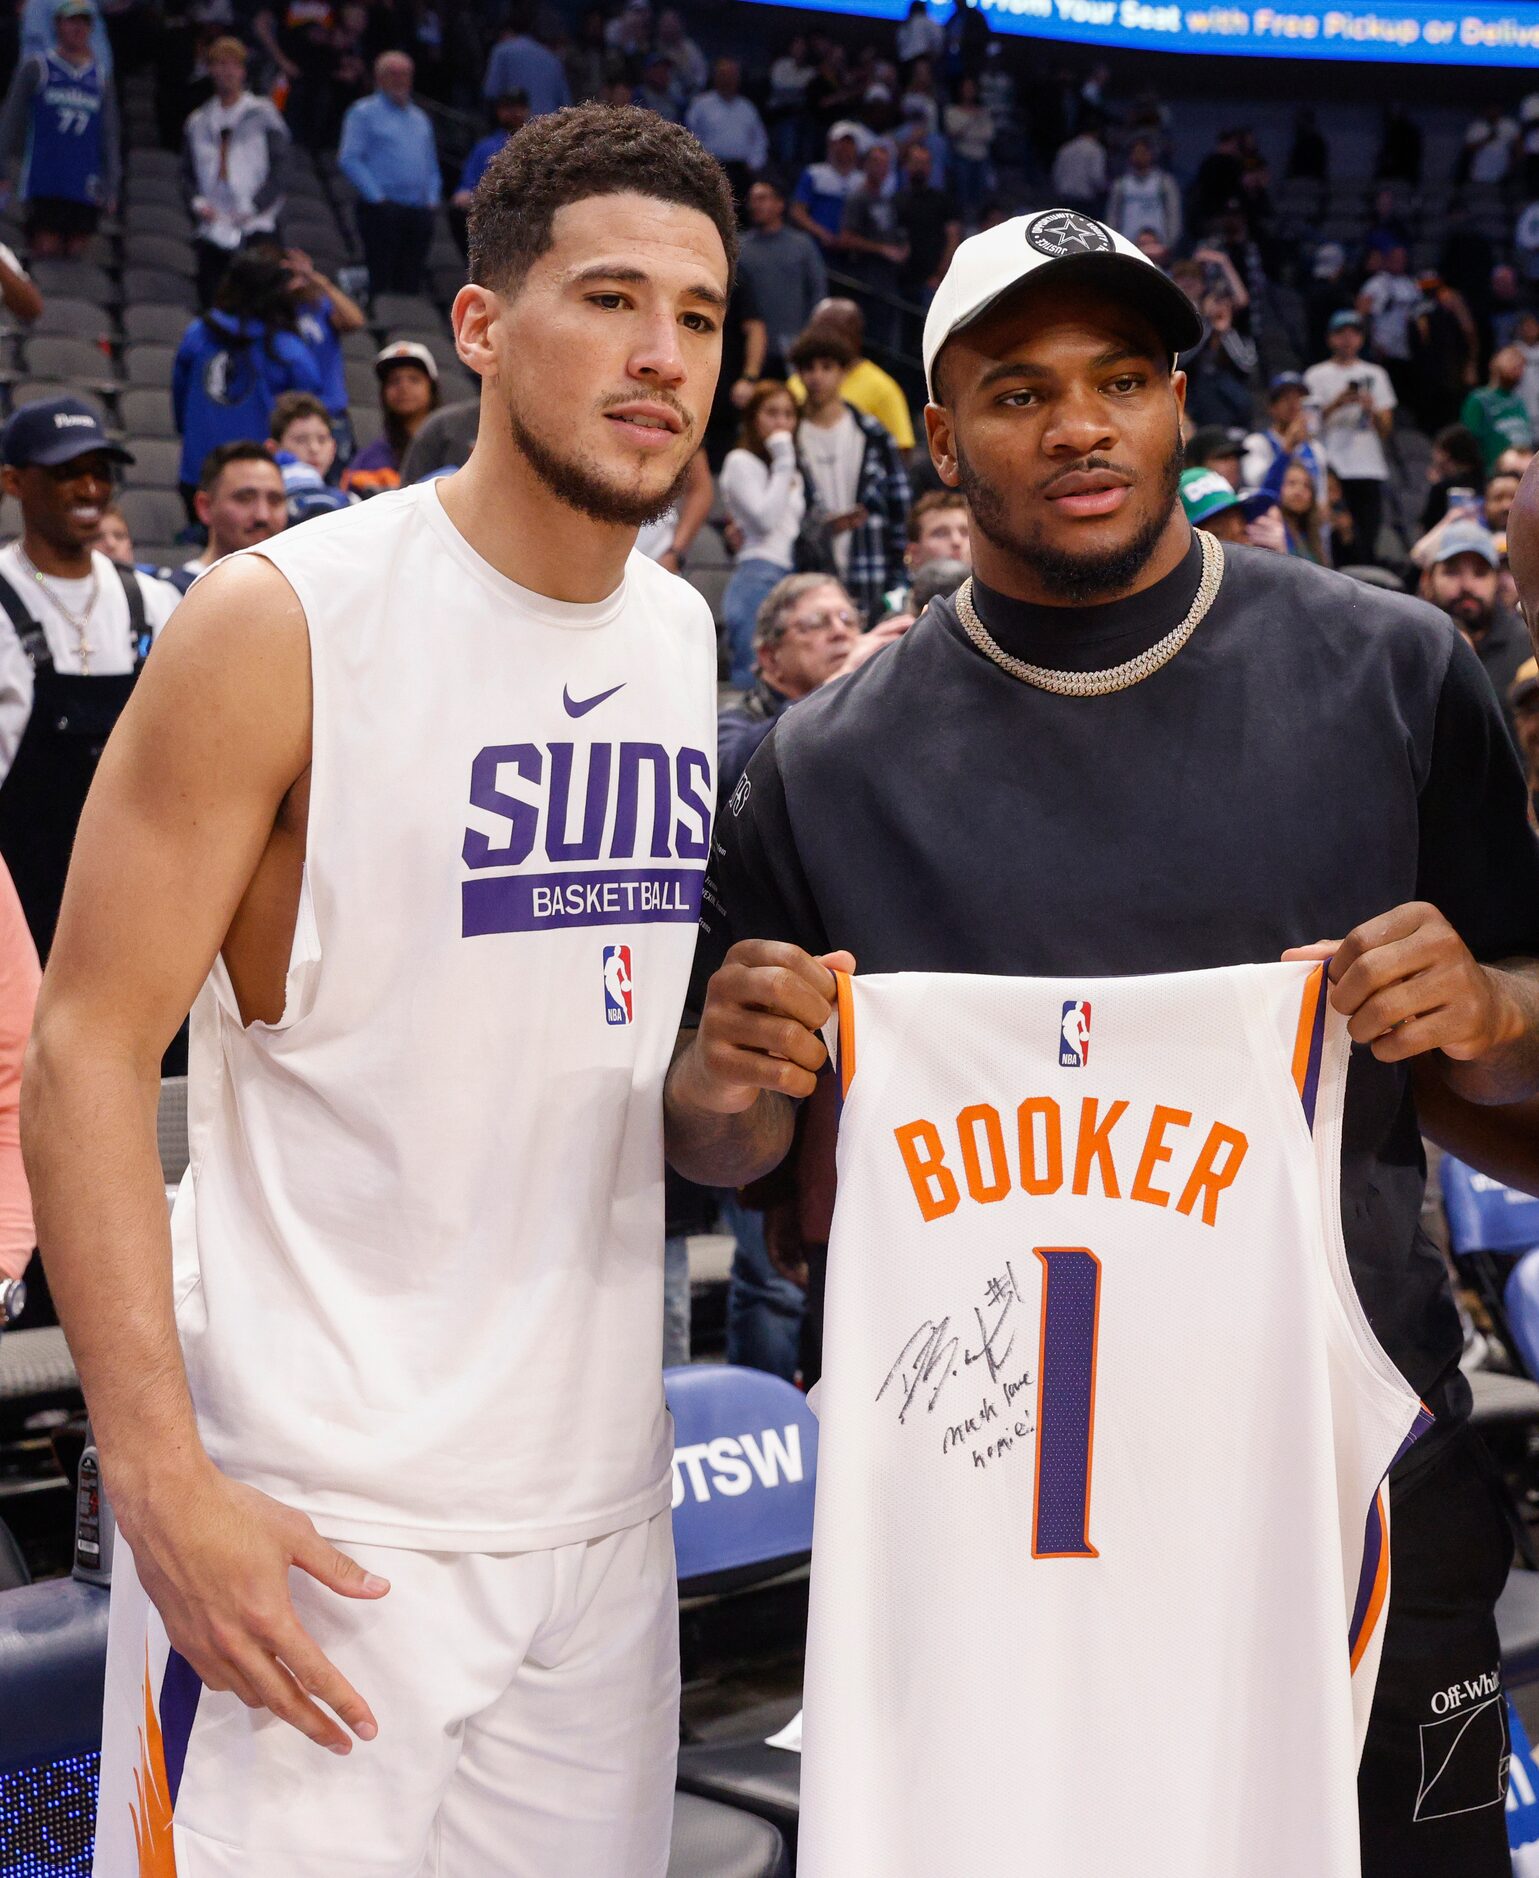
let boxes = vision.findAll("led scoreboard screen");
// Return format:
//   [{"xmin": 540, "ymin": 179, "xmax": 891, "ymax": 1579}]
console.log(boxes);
[{"xmin": 752, "ymin": 0, "xmax": 1539, "ymax": 65}]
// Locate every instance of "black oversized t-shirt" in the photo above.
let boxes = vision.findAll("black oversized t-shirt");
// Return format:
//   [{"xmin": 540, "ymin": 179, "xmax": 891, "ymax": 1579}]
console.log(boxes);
[{"xmin": 687, "ymin": 535, "xmax": 1539, "ymax": 1464}]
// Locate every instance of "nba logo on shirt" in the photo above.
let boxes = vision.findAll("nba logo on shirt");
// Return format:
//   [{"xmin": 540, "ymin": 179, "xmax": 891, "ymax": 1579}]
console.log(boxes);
[
  {"xmin": 603, "ymin": 945, "xmax": 634, "ymax": 1025},
  {"xmin": 1060, "ymin": 1000, "xmax": 1091, "ymax": 1067}
]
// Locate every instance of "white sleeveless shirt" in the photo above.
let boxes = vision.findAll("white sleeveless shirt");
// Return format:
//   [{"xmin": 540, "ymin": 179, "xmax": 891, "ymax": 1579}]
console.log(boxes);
[{"xmin": 171, "ymin": 483, "xmax": 717, "ymax": 1549}]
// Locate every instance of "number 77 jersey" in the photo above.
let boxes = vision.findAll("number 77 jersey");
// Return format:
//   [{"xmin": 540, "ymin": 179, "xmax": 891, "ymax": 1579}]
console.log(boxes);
[{"xmin": 800, "ymin": 962, "xmax": 1430, "ymax": 1878}]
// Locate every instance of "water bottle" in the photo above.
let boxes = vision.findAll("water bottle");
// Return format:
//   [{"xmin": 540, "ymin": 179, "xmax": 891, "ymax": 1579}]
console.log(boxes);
[{"xmin": 73, "ymin": 1435, "xmax": 115, "ymax": 1587}]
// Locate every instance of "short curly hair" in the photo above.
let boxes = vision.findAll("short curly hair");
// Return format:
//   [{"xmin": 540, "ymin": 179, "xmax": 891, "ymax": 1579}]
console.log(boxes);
[{"xmin": 469, "ymin": 103, "xmax": 738, "ymax": 297}]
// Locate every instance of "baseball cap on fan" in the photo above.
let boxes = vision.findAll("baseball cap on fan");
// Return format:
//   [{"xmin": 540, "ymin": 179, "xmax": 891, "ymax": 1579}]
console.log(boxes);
[{"xmin": 922, "ymin": 208, "xmax": 1205, "ymax": 403}]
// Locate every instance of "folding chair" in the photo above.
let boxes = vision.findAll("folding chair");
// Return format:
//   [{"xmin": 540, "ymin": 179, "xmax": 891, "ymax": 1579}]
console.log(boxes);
[{"xmin": 668, "ymin": 1364, "xmax": 815, "ymax": 1856}]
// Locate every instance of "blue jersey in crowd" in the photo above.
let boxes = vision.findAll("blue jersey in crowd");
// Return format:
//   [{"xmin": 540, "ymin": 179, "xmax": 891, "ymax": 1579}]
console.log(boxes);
[
  {"xmin": 171, "ymin": 310, "xmax": 323, "ymax": 486},
  {"xmin": 25, "ymin": 52, "xmax": 105, "ymax": 203},
  {"xmin": 295, "ymin": 297, "xmax": 347, "ymax": 418},
  {"xmin": 457, "ymin": 130, "xmax": 509, "ymax": 197}
]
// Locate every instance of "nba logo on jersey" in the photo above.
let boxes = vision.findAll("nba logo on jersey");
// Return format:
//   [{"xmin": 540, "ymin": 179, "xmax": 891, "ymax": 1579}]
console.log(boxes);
[
  {"xmin": 1059, "ymin": 1000, "xmax": 1091, "ymax": 1066},
  {"xmin": 597, "ymin": 939, "xmax": 627, "ymax": 1029},
  {"xmin": 603, "ymin": 945, "xmax": 634, "ymax": 1025}
]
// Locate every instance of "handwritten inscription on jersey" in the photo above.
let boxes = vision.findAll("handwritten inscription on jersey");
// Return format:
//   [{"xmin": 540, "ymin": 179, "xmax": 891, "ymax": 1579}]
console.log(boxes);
[{"xmin": 893, "ymin": 1095, "xmax": 1249, "ymax": 1227}]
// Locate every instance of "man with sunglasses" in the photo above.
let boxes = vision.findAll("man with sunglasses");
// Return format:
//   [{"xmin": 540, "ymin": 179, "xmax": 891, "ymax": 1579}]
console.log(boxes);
[{"xmin": 0, "ymin": 396, "xmax": 178, "ymax": 956}]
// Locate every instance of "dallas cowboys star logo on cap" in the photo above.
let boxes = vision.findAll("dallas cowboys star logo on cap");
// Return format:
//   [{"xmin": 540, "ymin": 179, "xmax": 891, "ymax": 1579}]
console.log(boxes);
[{"xmin": 1025, "ymin": 210, "xmax": 1115, "ymax": 259}]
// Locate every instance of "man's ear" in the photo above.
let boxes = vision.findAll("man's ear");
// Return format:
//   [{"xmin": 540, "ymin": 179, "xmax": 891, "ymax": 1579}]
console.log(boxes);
[{"xmin": 924, "ymin": 402, "xmax": 960, "ymax": 490}]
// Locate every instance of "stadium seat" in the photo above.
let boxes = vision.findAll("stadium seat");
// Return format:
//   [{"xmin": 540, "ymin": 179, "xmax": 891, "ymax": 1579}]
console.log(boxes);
[
  {"xmin": 344, "ymin": 358, "xmax": 381, "ymax": 407},
  {"xmin": 121, "ymin": 234, "xmax": 195, "ymax": 277},
  {"xmin": 349, "ymin": 403, "xmax": 383, "ymax": 450},
  {"xmin": 30, "ymin": 298, "xmax": 114, "ymax": 343},
  {"xmin": 667, "ymin": 1792, "xmax": 790, "ymax": 1878},
  {"xmin": 1500, "ymin": 1568, "xmax": 1539, "ymax": 1686},
  {"xmin": 0, "ymin": 1577, "xmax": 789, "ymax": 1877},
  {"xmin": 122, "ymin": 303, "xmax": 190, "ymax": 347},
  {"xmin": 0, "ymin": 1326, "xmax": 81, "ymax": 1435},
  {"xmin": 125, "ymin": 437, "xmax": 181, "ymax": 490},
  {"xmin": 118, "ymin": 488, "xmax": 187, "ymax": 546},
  {"xmin": 123, "ymin": 175, "xmax": 182, "ymax": 210},
  {"xmin": 20, "ymin": 335, "xmax": 117, "ymax": 387},
  {"xmin": 1506, "ymin": 1249, "xmax": 1539, "ymax": 1383},
  {"xmin": 117, "ymin": 387, "xmax": 176, "ymax": 439},
  {"xmin": 128, "ymin": 147, "xmax": 180, "ymax": 178},
  {"xmin": 121, "ymin": 202, "xmax": 192, "ymax": 239},
  {"xmin": 340, "ymin": 326, "xmax": 378, "ymax": 361},
  {"xmin": 1441, "ymin": 1157, "xmax": 1539, "ymax": 1426},
  {"xmin": 668, "ymin": 1366, "xmax": 813, "ymax": 1854},
  {"xmin": 28, "ymin": 260, "xmax": 114, "ymax": 305},
  {"xmin": 122, "ymin": 269, "xmax": 197, "ymax": 312},
  {"xmin": 122, "ymin": 343, "xmax": 179, "ymax": 388},
  {"xmin": 372, "ymin": 292, "xmax": 440, "ymax": 330}
]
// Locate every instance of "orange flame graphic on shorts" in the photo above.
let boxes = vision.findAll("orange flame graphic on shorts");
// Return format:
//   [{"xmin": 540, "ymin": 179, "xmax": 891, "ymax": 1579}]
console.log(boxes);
[{"xmin": 130, "ymin": 1643, "xmax": 178, "ymax": 1875}]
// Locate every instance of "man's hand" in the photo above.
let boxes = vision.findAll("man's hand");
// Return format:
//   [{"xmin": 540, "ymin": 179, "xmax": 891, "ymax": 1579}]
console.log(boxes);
[
  {"xmin": 729, "ymin": 375, "xmax": 757, "ymax": 409},
  {"xmin": 1283, "ymin": 902, "xmax": 1524, "ymax": 1064},
  {"xmin": 671, "ymin": 941, "xmax": 856, "ymax": 1116},
  {"xmin": 122, "ymin": 1465, "xmax": 390, "ymax": 1754}
]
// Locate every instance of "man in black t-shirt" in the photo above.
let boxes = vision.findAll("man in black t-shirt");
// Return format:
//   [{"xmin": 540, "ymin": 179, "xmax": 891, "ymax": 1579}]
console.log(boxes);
[{"xmin": 665, "ymin": 210, "xmax": 1539, "ymax": 1878}]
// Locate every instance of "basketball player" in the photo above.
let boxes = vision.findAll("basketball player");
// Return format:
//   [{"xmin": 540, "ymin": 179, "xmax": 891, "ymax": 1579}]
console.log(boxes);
[
  {"xmin": 25, "ymin": 104, "xmax": 734, "ymax": 1874},
  {"xmin": 666, "ymin": 211, "xmax": 1539, "ymax": 1875}
]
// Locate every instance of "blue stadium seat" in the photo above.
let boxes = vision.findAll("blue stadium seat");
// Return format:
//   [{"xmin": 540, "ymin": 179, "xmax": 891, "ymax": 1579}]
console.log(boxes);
[
  {"xmin": 1442, "ymin": 1158, "xmax": 1539, "ymax": 1259},
  {"xmin": 668, "ymin": 1365, "xmax": 812, "ymax": 1856},
  {"xmin": 0, "ymin": 1574, "xmax": 790, "ymax": 1876},
  {"xmin": 666, "ymin": 1365, "xmax": 817, "ymax": 1593}
]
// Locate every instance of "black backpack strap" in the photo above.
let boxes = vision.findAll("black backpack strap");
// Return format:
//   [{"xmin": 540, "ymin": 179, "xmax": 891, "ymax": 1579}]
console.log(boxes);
[
  {"xmin": 112, "ymin": 562, "xmax": 150, "ymax": 668},
  {"xmin": 0, "ymin": 572, "xmax": 49, "ymax": 671}
]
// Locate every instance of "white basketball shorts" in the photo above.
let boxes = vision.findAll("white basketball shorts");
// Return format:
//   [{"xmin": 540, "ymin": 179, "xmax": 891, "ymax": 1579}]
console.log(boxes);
[{"xmin": 91, "ymin": 1508, "xmax": 679, "ymax": 1876}]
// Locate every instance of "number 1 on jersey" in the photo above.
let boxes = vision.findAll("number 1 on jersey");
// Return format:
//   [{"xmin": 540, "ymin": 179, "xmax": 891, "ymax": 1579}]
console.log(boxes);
[{"xmin": 1032, "ymin": 1247, "xmax": 1102, "ymax": 1559}]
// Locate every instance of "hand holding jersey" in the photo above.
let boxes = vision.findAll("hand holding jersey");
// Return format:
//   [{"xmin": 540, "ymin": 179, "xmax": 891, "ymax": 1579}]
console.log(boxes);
[{"xmin": 1284, "ymin": 900, "xmax": 1539, "ymax": 1092}]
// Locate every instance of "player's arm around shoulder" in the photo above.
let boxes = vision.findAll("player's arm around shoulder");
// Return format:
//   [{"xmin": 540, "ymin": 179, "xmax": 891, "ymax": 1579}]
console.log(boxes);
[{"xmin": 24, "ymin": 555, "xmax": 389, "ymax": 1758}]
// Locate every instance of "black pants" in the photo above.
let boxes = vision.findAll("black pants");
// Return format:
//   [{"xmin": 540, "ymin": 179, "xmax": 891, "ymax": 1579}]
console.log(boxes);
[
  {"xmin": 1338, "ymin": 476, "xmax": 1386, "ymax": 566},
  {"xmin": 1358, "ymin": 1429, "xmax": 1515, "ymax": 1876},
  {"xmin": 357, "ymin": 200, "xmax": 434, "ymax": 297}
]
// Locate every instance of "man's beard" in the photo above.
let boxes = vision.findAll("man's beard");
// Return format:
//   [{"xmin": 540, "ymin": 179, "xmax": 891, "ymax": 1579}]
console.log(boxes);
[
  {"xmin": 506, "ymin": 392, "xmax": 693, "ymax": 529},
  {"xmin": 956, "ymin": 432, "xmax": 1185, "ymax": 605}
]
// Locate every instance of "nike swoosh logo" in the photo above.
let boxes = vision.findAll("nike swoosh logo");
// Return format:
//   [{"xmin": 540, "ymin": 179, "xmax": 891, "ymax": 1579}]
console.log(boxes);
[{"xmin": 563, "ymin": 682, "xmax": 626, "ymax": 718}]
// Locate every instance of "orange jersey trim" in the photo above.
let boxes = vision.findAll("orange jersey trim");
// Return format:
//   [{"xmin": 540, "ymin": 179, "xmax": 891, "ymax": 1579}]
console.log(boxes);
[
  {"xmin": 1349, "ymin": 1489, "xmax": 1391, "ymax": 1676},
  {"xmin": 1290, "ymin": 962, "xmax": 1327, "ymax": 1102},
  {"xmin": 835, "ymin": 970, "xmax": 856, "ymax": 1097}
]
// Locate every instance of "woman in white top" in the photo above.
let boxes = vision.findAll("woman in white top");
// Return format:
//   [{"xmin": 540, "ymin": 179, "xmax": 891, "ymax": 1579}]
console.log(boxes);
[
  {"xmin": 944, "ymin": 76, "xmax": 995, "ymax": 225},
  {"xmin": 719, "ymin": 380, "xmax": 805, "ymax": 689}
]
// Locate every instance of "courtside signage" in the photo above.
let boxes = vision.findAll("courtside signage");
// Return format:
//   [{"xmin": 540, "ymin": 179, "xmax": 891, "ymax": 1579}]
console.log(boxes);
[{"xmin": 747, "ymin": 0, "xmax": 1539, "ymax": 64}]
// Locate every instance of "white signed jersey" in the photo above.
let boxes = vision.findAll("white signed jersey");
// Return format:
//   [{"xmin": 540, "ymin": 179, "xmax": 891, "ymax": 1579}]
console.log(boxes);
[{"xmin": 801, "ymin": 963, "xmax": 1428, "ymax": 1878}]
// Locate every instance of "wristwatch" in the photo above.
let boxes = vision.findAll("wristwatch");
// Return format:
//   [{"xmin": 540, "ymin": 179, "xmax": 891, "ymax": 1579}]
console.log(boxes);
[{"xmin": 0, "ymin": 1277, "xmax": 26, "ymax": 1325}]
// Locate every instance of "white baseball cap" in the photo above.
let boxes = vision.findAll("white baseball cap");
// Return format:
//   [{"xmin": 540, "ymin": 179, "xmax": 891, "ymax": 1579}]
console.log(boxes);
[{"xmin": 922, "ymin": 207, "xmax": 1205, "ymax": 402}]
